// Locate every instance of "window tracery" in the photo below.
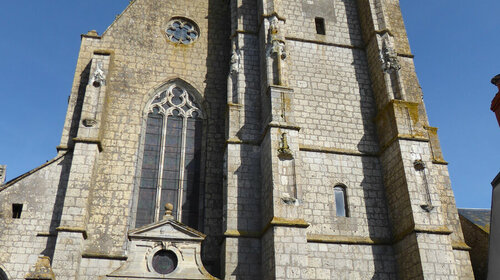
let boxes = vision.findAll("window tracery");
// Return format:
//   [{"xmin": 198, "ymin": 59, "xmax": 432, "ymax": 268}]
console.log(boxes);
[
  {"xmin": 136, "ymin": 84, "xmax": 204, "ymax": 229},
  {"xmin": 165, "ymin": 19, "xmax": 199, "ymax": 45}
]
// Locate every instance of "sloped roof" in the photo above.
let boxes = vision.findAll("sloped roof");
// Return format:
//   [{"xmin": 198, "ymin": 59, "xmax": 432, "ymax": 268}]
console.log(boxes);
[{"xmin": 458, "ymin": 208, "xmax": 491, "ymax": 233}]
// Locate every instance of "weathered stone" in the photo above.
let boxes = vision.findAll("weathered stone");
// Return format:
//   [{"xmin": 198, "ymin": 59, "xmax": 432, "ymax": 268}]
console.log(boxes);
[{"xmin": 0, "ymin": 0, "xmax": 473, "ymax": 279}]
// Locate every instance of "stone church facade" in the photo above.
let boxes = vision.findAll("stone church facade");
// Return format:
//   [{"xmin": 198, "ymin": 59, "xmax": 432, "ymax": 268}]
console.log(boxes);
[{"xmin": 0, "ymin": 0, "xmax": 474, "ymax": 279}]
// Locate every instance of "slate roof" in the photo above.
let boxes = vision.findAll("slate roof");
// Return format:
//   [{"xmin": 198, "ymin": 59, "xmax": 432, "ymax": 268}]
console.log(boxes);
[{"xmin": 458, "ymin": 208, "xmax": 491, "ymax": 233}]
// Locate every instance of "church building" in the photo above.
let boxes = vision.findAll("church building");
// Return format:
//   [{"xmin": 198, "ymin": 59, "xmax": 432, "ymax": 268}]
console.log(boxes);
[{"xmin": 0, "ymin": 0, "xmax": 474, "ymax": 279}]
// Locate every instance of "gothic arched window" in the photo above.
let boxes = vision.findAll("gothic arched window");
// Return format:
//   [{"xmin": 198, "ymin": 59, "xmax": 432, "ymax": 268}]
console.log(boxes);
[
  {"xmin": 334, "ymin": 185, "xmax": 348, "ymax": 217},
  {"xmin": 136, "ymin": 84, "xmax": 204, "ymax": 229}
]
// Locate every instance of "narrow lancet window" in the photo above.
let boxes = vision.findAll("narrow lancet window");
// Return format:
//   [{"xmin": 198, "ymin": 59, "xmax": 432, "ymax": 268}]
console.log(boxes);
[
  {"xmin": 136, "ymin": 84, "xmax": 204, "ymax": 229},
  {"xmin": 334, "ymin": 186, "xmax": 348, "ymax": 217}
]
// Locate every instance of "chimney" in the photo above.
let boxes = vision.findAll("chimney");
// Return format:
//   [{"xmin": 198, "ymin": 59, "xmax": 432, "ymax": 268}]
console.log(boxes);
[{"xmin": 491, "ymin": 74, "xmax": 500, "ymax": 127}]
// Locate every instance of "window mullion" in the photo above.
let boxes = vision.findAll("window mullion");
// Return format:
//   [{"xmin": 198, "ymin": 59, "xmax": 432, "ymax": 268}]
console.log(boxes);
[
  {"xmin": 176, "ymin": 116, "xmax": 188, "ymax": 221},
  {"xmin": 155, "ymin": 113, "xmax": 169, "ymax": 222}
]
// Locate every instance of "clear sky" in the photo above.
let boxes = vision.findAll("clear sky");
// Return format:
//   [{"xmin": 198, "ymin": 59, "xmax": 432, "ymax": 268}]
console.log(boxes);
[{"xmin": 0, "ymin": 1, "xmax": 498, "ymax": 208}]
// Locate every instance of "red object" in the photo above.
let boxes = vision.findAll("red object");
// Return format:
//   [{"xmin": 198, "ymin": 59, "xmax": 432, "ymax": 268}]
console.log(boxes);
[
  {"xmin": 491, "ymin": 75, "xmax": 500, "ymax": 127},
  {"xmin": 492, "ymin": 92, "xmax": 500, "ymax": 127}
]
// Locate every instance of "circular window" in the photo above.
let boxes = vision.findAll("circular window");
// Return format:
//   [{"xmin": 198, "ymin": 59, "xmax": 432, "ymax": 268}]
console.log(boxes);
[
  {"xmin": 165, "ymin": 18, "xmax": 199, "ymax": 45},
  {"xmin": 152, "ymin": 250, "xmax": 178, "ymax": 275}
]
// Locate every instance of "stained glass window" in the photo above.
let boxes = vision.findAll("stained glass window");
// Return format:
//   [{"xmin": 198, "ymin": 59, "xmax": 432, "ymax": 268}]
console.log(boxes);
[{"xmin": 136, "ymin": 84, "xmax": 204, "ymax": 229}]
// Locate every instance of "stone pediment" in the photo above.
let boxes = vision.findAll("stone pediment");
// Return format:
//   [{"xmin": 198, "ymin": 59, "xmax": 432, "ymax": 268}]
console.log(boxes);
[
  {"xmin": 107, "ymin": 216, "xmax": 217, "ymax": 279},
  {"xmin": 128, "ymin": 219, "xmax": 206, "ymax": 241}
]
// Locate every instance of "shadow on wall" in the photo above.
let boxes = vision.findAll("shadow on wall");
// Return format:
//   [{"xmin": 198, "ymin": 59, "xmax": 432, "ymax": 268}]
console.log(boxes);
[
  {"xmin": 41, "ymin": 57, "xmax": 92, "ymax": 262},
  {"xmin": 348, "ymin": 0, "xmax": 399, "ymax": 278},
  {"xmin": 41, "ymin": 153, "xmax": 73, "ymax": 262},
  {"xmin": 202, "ymin": 0, "xmax": 231, "ymax": 277}
]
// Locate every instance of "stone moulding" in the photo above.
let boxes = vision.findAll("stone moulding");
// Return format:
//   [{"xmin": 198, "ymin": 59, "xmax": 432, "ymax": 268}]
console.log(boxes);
[
  {"xmin": 72, "ymin": 137, "xmax": 103, "ymax": 152},
  {"xmin": 55, "ymin": 226, "xmax": 88, "ymax": 240},
  {"xmin": 307, "ymin": 234, "xmax": 391, "ymax": 245},
  {"xmin": 81, "ymin": 252, "xmax": 128, "ymax": 261},
  {"xmin": 224, "ymin": 217, "xmax": 309, "ymax": 239},
  {"xmin": 393, "ymin": 224, "xmax": 453, "ymax": 244},
  {"xmin": 299, "ymin": 144, "xmax": 378, "ymax": 157}
]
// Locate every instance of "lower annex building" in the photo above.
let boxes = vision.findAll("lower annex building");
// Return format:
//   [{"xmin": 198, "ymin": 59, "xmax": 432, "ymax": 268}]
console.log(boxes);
[{"xmin": 0, "ymin": 0, "xmax": 474, "ymax": 279}]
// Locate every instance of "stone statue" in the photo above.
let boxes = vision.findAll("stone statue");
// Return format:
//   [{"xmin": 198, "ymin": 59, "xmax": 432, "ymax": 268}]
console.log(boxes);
[
  {"xmin": 380, "ymin": 42, "xmax": 401, "ymax": 74},
  {"xmin": 91, "ymin": 62, "xmax": 106, "ymax": 87},
  {"xmin": 230, "ymin": 49, "xmax": 240, "ymax": 74}
]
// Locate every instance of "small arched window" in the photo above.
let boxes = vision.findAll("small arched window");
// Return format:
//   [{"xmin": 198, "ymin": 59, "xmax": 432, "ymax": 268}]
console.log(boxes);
[
  {"xmin": 136, "ymin": 83, "xmax": 204, "ymax": 229},
  {"xmin": 334, "ymin": 185, "xmax": 348, "ymax": 217}
]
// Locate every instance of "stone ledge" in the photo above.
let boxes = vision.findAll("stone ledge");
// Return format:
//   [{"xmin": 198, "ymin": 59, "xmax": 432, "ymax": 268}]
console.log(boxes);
[
  {"xmin": 225, "ymin": 217, "xmax": 310, "ymax": 239},
  {"xmin": 36, "ymin": 232, "xmax": 56, "ymax": 237},
  {"xmin": 56, "ymin": 226, "xmax": 88, "ymax": 240},
  {"xmin": 72, "ymin": 137, "xmax": 103, "ymax": 152},
  {"xmin": 299, "ymin": 144, "xmax": 378, "ymax": 157},
  {"xmin": 379, "ymin": 134, "xmax": 429, "ymax": 155},
  {"xmin": 307, "ymin": 234, "xmax": 391, "ymax": 245},
  {"xmin": 285, "ymin": 36, "xmax": 362, "ymax": 50},
  {"xmin": 224, "ymin": 230, "xmax": 261, "ymax": 238},
  {"xmin": 394, "ymin": 225, "xmax": 452, "ymax": 243},
  {"xmin": 226, "ymin": 138, "xmax": 260, "ymax": 146},
  {"xmin": 230, "ymin": 30, "xmax": 258, "ymax": 38},
  {"xmin": 452, "ymin": 241, "xmax": 472, "ymax": 251},
  {"xmin": 266, "ymin": 121, "xmax": 301, "ymax": 131},
  {"xmin": 81, "ymin": 252, "xmax": 127, "ymax": 261},
  {"xmin": 374, "ymin": 99, "xmax": 421, "ymax": 122}
]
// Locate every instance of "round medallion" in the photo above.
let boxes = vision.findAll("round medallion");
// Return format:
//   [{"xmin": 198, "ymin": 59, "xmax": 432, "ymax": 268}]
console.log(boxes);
[{"xmin": 152, "ymin": 250, "xmax": 178, "ymax": 275}]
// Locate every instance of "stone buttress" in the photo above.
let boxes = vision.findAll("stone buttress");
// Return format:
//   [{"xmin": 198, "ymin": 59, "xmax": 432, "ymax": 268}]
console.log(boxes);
[{"xmin": 356, "ymin": 0, "xmax": 473, "ymax": 278}]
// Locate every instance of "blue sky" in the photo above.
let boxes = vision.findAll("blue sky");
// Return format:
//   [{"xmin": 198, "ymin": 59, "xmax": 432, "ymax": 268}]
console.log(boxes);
[{"xmin": 0, "ymin": 1, "xmax": 498, "ymax": 208}]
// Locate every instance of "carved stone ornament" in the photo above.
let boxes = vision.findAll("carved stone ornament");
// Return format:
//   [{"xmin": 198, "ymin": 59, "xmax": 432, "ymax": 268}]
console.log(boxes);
[
  {"xmin": 268, "ymin": 16, "xmax": 287, "ymax": 60},
  {"xmin": 90, "ymin": 62, "xmax": 106, "ymax": 87},
  {"xmin": 278, "ymin": 132, "xmax": 293, "ymax": 158},
  {"xmin": 380, "ymin": 41, "xmax": 401, "ymax": 74},
  {"xmin": 230, "ymin": 48, "xmax": 240, "ymax": 74},
  {"xmin": 413, "ymin": 159, "xmax": 426, "ymax": 171},
  {"xmin": 107, "ymin": 216, "xmax": 217, "ymax": 279},
  {"xmin": 82, "ymin": 118, "xmax": 97, "ymax": 127},
  {"xmin": 148, "ymin": 84, "xmax": 204, "ymax": 120}
]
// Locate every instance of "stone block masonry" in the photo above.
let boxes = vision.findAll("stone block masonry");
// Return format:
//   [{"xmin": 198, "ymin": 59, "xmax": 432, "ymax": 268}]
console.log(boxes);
[{"xmin": 0, "ymin": 0, "xmax": 473, "ymax": 279}]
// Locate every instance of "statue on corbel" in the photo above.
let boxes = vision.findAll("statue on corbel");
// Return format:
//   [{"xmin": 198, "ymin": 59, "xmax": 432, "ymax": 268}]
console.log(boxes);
[
  {"xmin": 267, "ymin": 15, "xmax": 287, "ymax": 86},
  {"xmin": 227, "ymin": 41, "xmax": 241, "ymax": 104},
  {"xmin": 380, "ymin": 34, "xmax": 406, "ymax": 100}
]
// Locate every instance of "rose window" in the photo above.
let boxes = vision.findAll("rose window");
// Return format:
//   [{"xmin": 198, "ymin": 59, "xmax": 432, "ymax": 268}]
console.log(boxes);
[{"xmin": 165, "ymin": 19, "xmax": 199, "ymax": 45}]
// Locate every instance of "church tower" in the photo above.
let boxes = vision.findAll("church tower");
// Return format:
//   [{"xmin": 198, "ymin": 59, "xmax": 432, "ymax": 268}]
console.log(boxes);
[{"xmin": 0, "ymin": 0, "xmax": 473, "ymax": 279}]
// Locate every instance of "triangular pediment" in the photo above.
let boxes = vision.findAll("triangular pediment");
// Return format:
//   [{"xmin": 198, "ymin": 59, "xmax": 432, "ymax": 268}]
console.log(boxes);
[{"xmin": 128, "ymin": 218, "xmax": 205, "ymax": 241}]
